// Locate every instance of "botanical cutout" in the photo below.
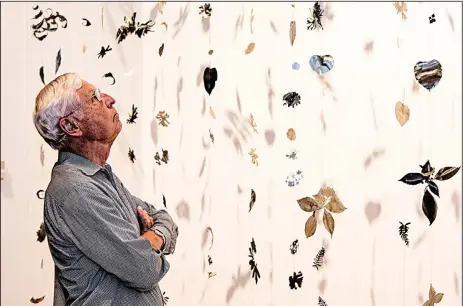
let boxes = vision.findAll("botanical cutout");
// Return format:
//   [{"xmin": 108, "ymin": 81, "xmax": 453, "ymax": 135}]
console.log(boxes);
[
  {"xmin": 159, "ymin": 43, "xmax": 164, "ymax": 56},
  {"xmin": 289, "ymin": 239, "xmax": 299, "ymax": 254},
  {"xmin": 156, "ymin": 111, "xmax": 171, "ymax": 127},
  {"xmin": 208, "ymin": 255, "xmax": 213, "ymax": 265},
  {"xmin": 97, "ymin": 45, "xmax": 112, "ymax": 58},
  {"xmin": 398, "ymin": 221, "xmax": 410, "ymax": 246},
  {"xmin": 209, "ymin": 106, "xmax": 216, "ymax": 119},
  {"xmin": 399, "ymin": 160, "xmax": 460, "ymax": 225},
  {"xmin": 161, "ymin": 22, "xmax": 168, "ymax": 31},
  {"xmin": 283, "ymin": 92, "xmax": 301, "ymax": 108},
  {"xmin": 414, "ymin": 60, "xmax": 442, "ymax": 91},
  {"xmin": 318, "ymin": 296, "xmax": 329, "ymax": 306},
  {"xmin": 162, "ymin": 194, "xmax": 167, "ymax": 208},
  {"xmin": 30, "ymin": 296, "xmax": 45, "ymax": 304},
  {"xmin": 55, "ymin": 48, "xmax": 62, "ymax": 75},
  {"xmin": 429, "ymin": 14, "xmax": 436, "ymax": 24},
  {"xmin": 36, "ymin": 190, "xmax": 45, "ymax": 199},
  {"xmin": 289, "ymin": 21, "xmax": 296, "ymax": 46},
  {"xmin": 423, "ymin": 284, "xmax": 444, "ymax": 306},
  {"xmin": 81, "ymin": 18, "xmax": 91, "ymax": 26},
  {"xmin": 307, "ymin": 2, "xmax": 324, "ymax": 30},
  {"xmin": 206, "ymin": 226, "xmax": 214, "ymax": 250},
  {"xmin": 128, "ymin": 148, "xmax": 136, "ymax": 163},
  {"xmin": 248, "ymin": 114, "xmax": 258, "ymax": 133},
  {"xmin": 249, "ymin": 189, "xmax": 256, "ymax": 212},
  {"xmin": 203, "ymin": 67, "xmax": 218, "ymax": 95},
  {"xmin": 162, "ymin": 291, "xmax": 169, "ymax": 305},
  {"xmin": 312, "ymin": 246, "xmax": 325, "ymax": 270},
  {"xmin": 289, "ymin": 271, "xmax": 303, "ymax": 289},
  {"xmin": 208, "ymin": 49, "xmax": 214, "ymax": 55},
  {"xmin": 245, "ymin": 42, "xmax": 256, "ymax": 55},
  {"xmin": 393, "ymin": 1, "xmax": 408, "ymax": 21},
  {"xmin": 37, "ymin": 222, "xmax": 46, "ymax": 242},
  {"xmin": 286, "ymin": 128, "xmax": 296, "ymax": 140},
  {"xmin": 248, "ymin": 148, "xmax": 258, "ymax": 166},
  {"xmin": 297, "ymin": 186, "xmax": 347, "ymax": 238},
  {"xmin": 39, "ymin": 66, "xmax": 45, "ymax": 85},
  {"xmin": 31, "ymin": 5, "xmax": 68, "ymax": 41},
  {"xmin": 285, "ymin": 170, "xmax": 303, "ymax": 187},
  {"xmin": 102, "ymin": 72, "xmax": 116, "ymax": 85},
  {"xmin": 158, "ymin": 2, "xmax": 166, "ymax": 14},
  {"xmin": 395, "ymin": 101, "xmax": 410, "ymax": 126},
  {"xmin": 286, "ymin": 149, "xmax": 298, "ymax": 160},
  {"xmin": 209, "ymin": 129, "xmax": 215, "ymax": 145},
  {"xmin": 156, "ymin": 149, "xmax": 169, "ymax": 164},
  {"xmin": 248, "ymin": 238, "xmax": 260, "ymax": 283},
  {"xmin": 82, "ymin": 45, "xmax": 87, "ymax": 54},
  {"xmin": 127, "ymin": 104, "xmax": 138, "ymax": 124},
  {"xmin": 116, "ymin": 12, "xmax": 155, "ymax": 44},
  {"xmin": 199, "ymin": 3, "xmax": 212, "ymax": 18},
  {"xmin": 310, "ymin": 55, "xmax": 334, "ymax": 74},
  {"xmin": 208, "ymin": 272, "xmax": 217, "ymax": 278}
]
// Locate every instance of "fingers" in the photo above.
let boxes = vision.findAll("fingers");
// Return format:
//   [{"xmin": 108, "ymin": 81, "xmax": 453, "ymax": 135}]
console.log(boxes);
[{"xmin": 137, "ymin": 206, "xmax": 155, "ymax": 229}]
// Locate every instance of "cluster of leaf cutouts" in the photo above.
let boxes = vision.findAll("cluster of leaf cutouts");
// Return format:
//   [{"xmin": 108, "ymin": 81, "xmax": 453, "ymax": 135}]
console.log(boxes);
[
  {"xmin": 288, "ymin": 271, "xmax": 303, "ymax": 290},
  {"xmin": 297, "ymin": 186, "xmax": 347, "ymax": 238},
  {"xmin": 248, "ymin": 238, "xmax": 260, "ymax": 283},
  {"xmin": 312, "ymin": 246, "xmax": 325, "ymax": 270},
  {"xmin": 399, "ymin": 160, "xmax": 460, "ymax": 225},
  {"xmin": 127, "ymin": 104, "xmax": 138, "ymax": 124},
  {"xmin": 423, "ymin": 284, "xmax": 443, "ymax": 306},
  {"xmin": 398, "ymin": 221, "xmax": 410, "ymax": 246}
]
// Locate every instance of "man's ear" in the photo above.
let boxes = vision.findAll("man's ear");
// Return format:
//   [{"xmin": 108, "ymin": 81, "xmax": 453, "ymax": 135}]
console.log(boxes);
[{"xmin": 59, "ymin": 118, "xmax": 83, "ymax": 137}]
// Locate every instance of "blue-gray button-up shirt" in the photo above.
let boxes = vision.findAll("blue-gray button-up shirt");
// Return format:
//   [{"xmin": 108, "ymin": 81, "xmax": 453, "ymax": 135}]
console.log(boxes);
[{"xmin": 44, "ymin": 151, "xmax": 178, "ymax": 306}]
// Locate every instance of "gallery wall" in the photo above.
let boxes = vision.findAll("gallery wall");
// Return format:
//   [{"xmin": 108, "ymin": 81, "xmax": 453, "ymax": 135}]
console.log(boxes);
[{"xmin": 1, "ymin": 2, "xmax": 462, "ymax": 306}]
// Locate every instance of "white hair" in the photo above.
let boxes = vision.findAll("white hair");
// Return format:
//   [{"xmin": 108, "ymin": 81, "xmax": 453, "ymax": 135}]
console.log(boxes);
[{"xmin": 33, "ymin": 73, "xmax": 83, "ymax": 150}]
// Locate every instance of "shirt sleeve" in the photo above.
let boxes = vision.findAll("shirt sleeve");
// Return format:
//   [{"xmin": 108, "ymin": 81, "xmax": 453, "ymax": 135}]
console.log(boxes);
[
  {"xmin": 128, "ymin": 193, "xmax": 179, "ymax": 255},
  {"xmin": 57, "ymin": 183, "xmax": 170, "ymax": 292}
]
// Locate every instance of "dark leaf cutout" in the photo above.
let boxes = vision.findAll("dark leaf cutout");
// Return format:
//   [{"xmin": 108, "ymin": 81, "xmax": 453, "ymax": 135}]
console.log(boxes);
[
  {"xmin": 199, "ymin": 3, "xmax": 212, "ymax": 17},
  {"xmin": 248, "ymin": 238, "xmax": 260, "ymax": 283},
  {"xmin": 39, "ymin": 66, "xmax": 45, "ymax": 85},
  {"xmin": 37, "ymin": 222, "xmax": 46, "ymax": 242},
  {"xmin": 162, "ymin": 291, "xmax": 169, "ymax": 305},
  {"xmin": 127, "ymin": 104, "xmax": 138, "ymax": 124},
  {"xmin": 398, "ymin": 172, "xmax": 425, "ymax": 185},
  {"xmin": 31, "ymin": 5, "xmax": 68, "ymax": 41},
  {"xmin": 312, "ymin": 246, "xmax": 325, "ymax": 270},
  {"xmin": 55, "ymin": 48, "xmax": 62, "ymax": 75},
  {"xmin": 289, "ymin": 239, "xmax": 299, "ymax": 254},
  {"xmin": 102, "ymin": 72, "xmax": 116, "ymax": 85},
  {"xmin": 81, "ymin": 18, "xmax": 91, "ymax": 26},
  {"xmin": 307, "ymin": 2, "xmax": 324, "ymax": 30},
  {"xmin": 159, "ymin": 43, "xmax": 164, "ymax": 56},
  {"xmin": 282, "ymin": 92, "xmax": 301, "ymax": 108},
  {"xmin": 318, "ymin": 296, "xmax": 328, "ymax": 306},
  {"xmin": 249, "ymin": 189, "xmax": 256, "ymax": 212},
  {"xmin": 419, "ymin": 160, "xmax": 435, "ymax": 178},
  {"xmin": 422, "ymin": 189, "xmax": 438, "ymax": 225},
  {"xmin": 162, "ymin": 194, "xmax": 167, "ymax": 208},
  {"xmin": 116, "ymin": 12, "xmax": 155, "ymax": 44},
  {"xmin": 434, "ymin": 166, "xmax": 460, "ymax": 181},
  {"xmin": 289, "ymin": 271, "xmax": 303, "ymax": 289},
  {"xmin": 398, "ymin": 221, "xmax": 410, "ymax": 246},
  {"xmin": 203, "ymin": 67, "xmax": 218, "ymax": 95},
  {"xmin": 36, "ymin": 189, "xmax": 45, "ymax": 199},
  {"xmin": 428, "ymin": 180, "xmax": 440, "ymax": 197},
  {"xmin": 30, "ymin": 296, "xmax": 45, "ymax": 304},
  {"xmin": 97, "ymin": 45, "xmax": 112, "ymax": 58},
  {"xmin": 128, "ymin": 148, "xmax": 135, "ymax": 163},
  {"xmin": 208, "ymin": 255, "xmax": 213, "ymax": 265}
]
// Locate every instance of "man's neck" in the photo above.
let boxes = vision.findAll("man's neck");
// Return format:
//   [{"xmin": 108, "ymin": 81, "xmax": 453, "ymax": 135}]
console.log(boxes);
[{"xmin": 68, "ymin": 140, "xmax": 112, "ymax": 167}]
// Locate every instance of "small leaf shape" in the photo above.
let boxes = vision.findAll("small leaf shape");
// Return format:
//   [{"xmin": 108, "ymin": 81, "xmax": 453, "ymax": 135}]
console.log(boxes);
[
  {"xmin": 208, "ymin": 49, "xmax": 213, "ymax": 55},
  {"xmin": 55, "ymin": 48, "xmax": 62, "ymax": 75},
  {"xmin": 395, "ymin": 101, "xmax": 410, "ymax": 126},
  {"xmin": 399, "ymin": 172, "xmax": 425, "ymax": 185},
  {"xmin": 159, "ymin": 43, "xmax": 164, "ymax": 56},
  {"xmin": 245, "ymin": 42, "xmax": 255, "ymax": 55},
  {"xmin": 325, "ymin": 194, "xmax": 346, "ymax": 213},
  {"xmin": 305, "ymin": 214, "xmax": 317, "ymax": 238},
  {"xmin": 39, "ymin": 66, "xmax": 45, "ymax": 85},
  {"xmin": 423, "ymin": 284, "xmax": 444, "ymax": 306},
  {"xmin": 427, "ymin": 181, "xmax": 439, "ymax": 197},
  {"xmin": 319, "ymin": 186, "xmax": 335, "ymax": 198},
  {"xmin": 422, "ymin": 189, "xmax": 437, "ymax": 225},
  {"xmin": 323, "ymin": 209, "xmax": 335, "ymax": 237},
  {"xmin": 203, "ymin": 67, "xmax": 218, "ymax": 95},
  {"xmin": 434, "ymin": 166, "xmax": 460, "ymax": 181},
  {"xmin": 82, "ymin": 44, "xmax": 87, "ymax": 54},
  {"xmin": 287, "ymin": 128, "xmax": 296, "ymax": 140},
  {"xmin": 313, "ymin": 193, "xmax": 326, "ymax": 206},
  {"xmin": 297, "ymin": 197, "xmax": 320, "ymax": 212},
  {"xmin": 209, "ymin": 106, "xmax": 216, "ymax": 119},
  {"xmin": 249, "ymin": 189, "xmax": 256, "ymax": 212},
  {"xmin": 289, "ymin": 21, "xmax": 296, "ymax": 46}
]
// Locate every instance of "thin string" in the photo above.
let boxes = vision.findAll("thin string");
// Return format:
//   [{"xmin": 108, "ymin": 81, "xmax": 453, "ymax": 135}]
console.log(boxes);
[{"xmin": 402, "ymin": 88, "xmax": 406, "ymax": 306}]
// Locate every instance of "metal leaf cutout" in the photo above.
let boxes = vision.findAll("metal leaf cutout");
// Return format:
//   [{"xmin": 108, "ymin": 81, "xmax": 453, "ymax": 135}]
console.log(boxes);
[
  {"xmin": 422, "ymin": 189, "xmax": 438, "ymax": 225},
  {"xmin": 55, "ymin": 48, "xmax": 62, "ymax": 75},
  {"xmin": 249, "ymin": 189, "xmax": 256, "ymax": 212},
  {"xmin": 434, "ymin": 166, "xmax": 460, "ymax": 181},
  {"xmin": 427, "ymin": 181, "xmax": 440, "ymax": 197},
  {"xmin": 203, "ymin": 67, "xmax": 218, "ymax": 95},
  {"xmin": 398, "ymin": 172, "xmax": 425, "ymax": 185},
  {"xmin": 39, "ymin": 66, "xmax": 45, "ymax": 85}
]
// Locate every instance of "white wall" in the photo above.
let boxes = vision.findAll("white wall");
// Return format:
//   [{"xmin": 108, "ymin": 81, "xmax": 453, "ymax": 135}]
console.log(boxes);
[{"xmin": 1, "ymin": 2, "xmax": 462, "ymax": 306}]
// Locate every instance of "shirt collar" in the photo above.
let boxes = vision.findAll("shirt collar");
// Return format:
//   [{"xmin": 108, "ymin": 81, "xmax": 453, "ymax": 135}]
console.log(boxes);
[{"xmin": 57, "ymin": 151, "xmax": 110, "ymax": 176}]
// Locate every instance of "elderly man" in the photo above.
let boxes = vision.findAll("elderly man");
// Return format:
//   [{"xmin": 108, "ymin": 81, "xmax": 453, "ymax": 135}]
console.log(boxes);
[{"xmin": 33, "ymin": 73, "xmax": 178, "ymax": 306}]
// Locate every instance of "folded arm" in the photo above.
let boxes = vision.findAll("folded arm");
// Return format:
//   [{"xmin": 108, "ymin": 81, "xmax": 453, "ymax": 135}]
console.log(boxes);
[
  {"xmin": 131, "ymin": 195, "xmax": 179, "ymax": 255},
  {"xmin": 58, "ymin": 183, "xmax": 170, "ymax": 292}
]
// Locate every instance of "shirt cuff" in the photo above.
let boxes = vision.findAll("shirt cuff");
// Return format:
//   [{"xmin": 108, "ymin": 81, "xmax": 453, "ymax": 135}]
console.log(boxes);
[{"xmin": 152, "ymin": 228, "xmax": 166, "ymax": 251}]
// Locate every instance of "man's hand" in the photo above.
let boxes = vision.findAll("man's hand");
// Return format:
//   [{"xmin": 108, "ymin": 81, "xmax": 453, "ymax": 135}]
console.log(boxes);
[
  {"xmin": 141, "ymin": 230, "xmax": 164, "ymax": 250},
  {"xmin": 137, "ymin": 206, "xmax": 155, "ymax": 233}
]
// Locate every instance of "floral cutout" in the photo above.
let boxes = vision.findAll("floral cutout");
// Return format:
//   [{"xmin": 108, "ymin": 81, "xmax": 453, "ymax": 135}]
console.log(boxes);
[
  {"xmin": 285, "ymin": 170, "xmax": 303, "ymax": 187},
  {"xmin": 156, "ymin": 111, "xmax": 170, "ymax": 127},
  {"xmin": 248, "ymin": 149, "xmax": 258, "ymax": 166}
]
